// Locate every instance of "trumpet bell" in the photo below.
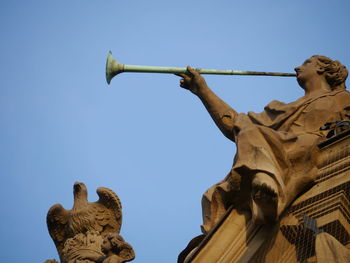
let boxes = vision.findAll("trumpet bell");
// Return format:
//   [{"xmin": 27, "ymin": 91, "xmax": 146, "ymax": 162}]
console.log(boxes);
[{"xmin": 106, "ymin": 51, "xmax": 124, "ymax": 84}]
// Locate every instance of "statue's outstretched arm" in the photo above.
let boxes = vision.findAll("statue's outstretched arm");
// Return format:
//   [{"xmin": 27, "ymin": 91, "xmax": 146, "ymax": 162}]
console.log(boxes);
[{"xmin": 176, "ymin": 66, "xmax": 237, "ymax": 141}]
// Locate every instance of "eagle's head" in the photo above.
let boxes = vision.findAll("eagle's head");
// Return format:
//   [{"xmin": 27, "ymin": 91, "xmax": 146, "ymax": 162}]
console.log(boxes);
[{"xmin": 73, "ymin": 182, "xmax": 88, "ymax": 209}]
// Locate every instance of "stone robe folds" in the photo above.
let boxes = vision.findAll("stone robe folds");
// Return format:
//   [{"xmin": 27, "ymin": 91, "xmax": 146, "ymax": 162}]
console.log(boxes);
[{"xmin": 201, "ymin": 89, "xmax": 350, "ymax": 233}]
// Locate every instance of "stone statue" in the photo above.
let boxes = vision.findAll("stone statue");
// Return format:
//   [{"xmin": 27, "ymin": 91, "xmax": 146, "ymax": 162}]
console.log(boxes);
[
  {"xmin": 46, "ymin": 182, "xmax": 135, "ymax": 263},
  {"xmin": 75, "ymin": 232, "xmax": 135, "ymax": 263},
  {"xmin": 176, "ymin": 55, "xmax": 350, "ymax": 232},
  {"xmin": 315, "ymin": 232, "xmax": 350, "ymax": 263}
]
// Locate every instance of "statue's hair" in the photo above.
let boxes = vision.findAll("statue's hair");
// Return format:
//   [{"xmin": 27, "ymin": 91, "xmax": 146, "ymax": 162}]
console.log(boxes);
[{"xmin": 312, "ymin": 55, "xmax": 348, "ymax": 90}]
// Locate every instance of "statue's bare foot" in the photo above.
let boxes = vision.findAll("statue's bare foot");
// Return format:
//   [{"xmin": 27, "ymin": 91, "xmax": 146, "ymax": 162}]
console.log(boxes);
[{"xmin": 252, "ymin": 173, "xmax": 278, "ymax": 223}]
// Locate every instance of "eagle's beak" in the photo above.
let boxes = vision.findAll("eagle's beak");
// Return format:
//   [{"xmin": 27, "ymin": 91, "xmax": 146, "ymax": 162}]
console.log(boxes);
[{"xmin": 74, "ymin": 182, "xmax": 82, "ymax": 192}]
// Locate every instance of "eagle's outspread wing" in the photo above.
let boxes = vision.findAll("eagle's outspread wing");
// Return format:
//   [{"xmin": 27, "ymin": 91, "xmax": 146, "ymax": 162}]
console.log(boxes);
[
  {"xmin": 46, "ymin": 203, "xmax": 71, "ymax": 258},
  {"xmin": 91, "ymin": 187, "xmax": 123, "ymax": 235}
]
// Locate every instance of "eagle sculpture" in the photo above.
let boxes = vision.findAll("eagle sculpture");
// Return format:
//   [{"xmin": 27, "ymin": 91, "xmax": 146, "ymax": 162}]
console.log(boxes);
[{"xmin": 47, "ymin": 182, "xmax": 122, "ymax": 261}]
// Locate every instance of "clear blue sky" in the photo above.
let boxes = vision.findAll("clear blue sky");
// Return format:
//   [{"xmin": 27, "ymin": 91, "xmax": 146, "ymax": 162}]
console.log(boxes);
[{"xmin": 1, "ymin": 1, "xmax": 349, "ymax": 262}]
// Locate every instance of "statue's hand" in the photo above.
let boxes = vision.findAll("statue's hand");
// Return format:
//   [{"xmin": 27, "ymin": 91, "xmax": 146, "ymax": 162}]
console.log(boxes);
[{"xmin": 175, "ymin": 66, "xmax": 208, "ymax": 95}]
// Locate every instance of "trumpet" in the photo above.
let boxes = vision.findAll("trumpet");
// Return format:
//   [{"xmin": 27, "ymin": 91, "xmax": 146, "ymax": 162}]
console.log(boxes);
[{"xmin": 106, "ymin": 51, "xmax": 296, "ymax": 84}]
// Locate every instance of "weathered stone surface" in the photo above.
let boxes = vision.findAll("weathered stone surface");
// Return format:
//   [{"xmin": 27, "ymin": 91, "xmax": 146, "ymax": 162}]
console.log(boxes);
[
  {"xmin": 315, "ymin": 232, "xmax": 350, "ymax": 263},
  {"xmin": 177, "ymin": 56, "xmax": 350, "ymax": 262},
  {"xmin": 181, "ymin": 126, "xmax": 350, "ymax": 263},
  {"xmin": 46, "ymin": 182, "xmax": 135, "ymax": 263}
]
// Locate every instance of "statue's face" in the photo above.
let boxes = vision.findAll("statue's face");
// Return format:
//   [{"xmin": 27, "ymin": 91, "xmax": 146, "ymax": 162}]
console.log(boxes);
[
  {"xmin": 294, "ymin": 57, "xmax": 320, "ymax": 87},
  {"xmin": 101, "ymin": 238, "xmax": 112, "ymax": 254}
]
